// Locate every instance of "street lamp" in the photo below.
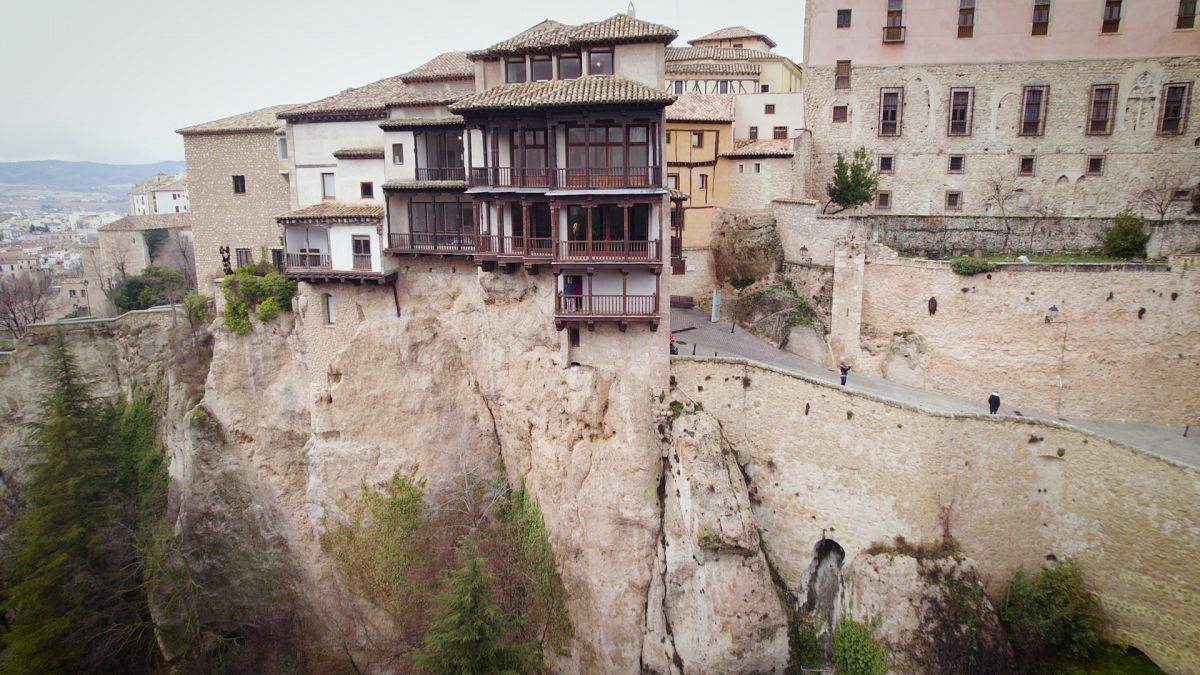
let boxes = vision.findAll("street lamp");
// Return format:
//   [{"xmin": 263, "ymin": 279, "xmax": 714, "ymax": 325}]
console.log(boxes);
[{"xmin": 83, "ymin": 278, "xmax": 91, "ymax": 317}]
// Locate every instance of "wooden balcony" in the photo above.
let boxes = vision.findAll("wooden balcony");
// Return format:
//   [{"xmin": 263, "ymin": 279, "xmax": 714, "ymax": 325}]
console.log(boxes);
[
  {"xmin": 554, "ymin": 240, "xmax": 660, "ymax": 266},
  {"xmin": 475, "ymin": 235, "xmax": 554, "ymax": 261},
  {"xmin": 285, "ymin": 252, "xmax": 330, "ymax": 270},
  {"xmin": 414, "ymin": 167, "xmax": 466, "ymax": 181},
  {"xmin": 554, "ymin": 292, "xmax": 660, "ymax": 330},
  {"xmin": 468, "ymin": 166, "xmax": 661, "ymax": 190},
  {"xmin": 386, "ymin": 232, "xmax": 476, "ymax": 256},
  {"xmin": 352, "ymin": 254, "xmax": 372, "ymax": 270},
  {"xmin": 283, "ymin": 252, "xmax": 393, "ymax": 285},
  {"xmin": 882, "ymin": 25, "xmax": 906, "ymax": 42}
]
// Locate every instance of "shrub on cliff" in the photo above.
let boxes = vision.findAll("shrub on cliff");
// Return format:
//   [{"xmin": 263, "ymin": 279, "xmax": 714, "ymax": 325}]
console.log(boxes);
[
  {"xmin": 220, "ymin": 267, "xmax": 295, "ymax": 334},
  {"xmin": 833, "ymin": 616, "xmax": 889, "ymax": 675},
  {"xmin": 1099, "ymin": 208, "xmax": 1150, "ymax": 259},
  {"xmin": 1001, "ymin": 560, "xmax": 1102, "ymax": 672},
  {"xmin": 825, "ymin": 147, "xmax": 879, "ymax": 214},
  {"xmin": 950, "ymin": 257, "xmax": 995, "ymax": 276},
  {"xmin": 111, "ymin": 265, "xmax": 186, "ymax": 312}
]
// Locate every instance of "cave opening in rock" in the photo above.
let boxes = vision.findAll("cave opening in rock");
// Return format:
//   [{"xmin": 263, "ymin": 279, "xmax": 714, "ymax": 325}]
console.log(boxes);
[{"xmin": 806, "ymin": 538, "xmax": 845, "ymax": 657}]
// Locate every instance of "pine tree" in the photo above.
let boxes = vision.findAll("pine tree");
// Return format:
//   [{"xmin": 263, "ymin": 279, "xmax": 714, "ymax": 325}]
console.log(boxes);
[
  {"xmin": 825, "ymin": 147, "xmax": 880, "ymax": 214},
  {"xmin": 415, "ymin": 537, "xmax": 537, "ymax": 675}
]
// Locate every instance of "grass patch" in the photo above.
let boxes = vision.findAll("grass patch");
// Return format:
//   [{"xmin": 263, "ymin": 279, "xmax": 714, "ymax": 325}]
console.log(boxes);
[
  {"xmin": 986, "ymin": 254, "xmax": 1131, "ymax": 264},
  {"xmin": 1054, "ymin": 643, "xmax": 1166, "ymax": 675}
]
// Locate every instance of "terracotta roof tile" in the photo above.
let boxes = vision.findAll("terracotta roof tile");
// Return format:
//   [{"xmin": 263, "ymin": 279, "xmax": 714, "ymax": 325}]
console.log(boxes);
[
  {"xmin": 379, "ymin": 115, "xmax": 465, "ymax": 131},
  {"xmin": 400, "ymin": 52, "xmax": 474, "ymax": 83},
  {"xmin": 666, "ymin": 46, "xmax": 783, "ymax": 62},
  {"xmin": 723, "ymin": 138, "xmax": 794, "ymax": 159},
  {"xmin": 451, "ymin": 76, "xmax": 674, "ymax": 113},
  {"xmin": 275, "ymin": 202, "xmax": 384, "ymax": 223},
  {"xmin": 280, "ymin": 76, "xmax": 410, "ymax": 122},
  {"xmin": 387, "ymin": 88, "xmax": 473, "ymax": 108},
  {"xmin": 381, "ymin": 180, "xmax": 468, "ymax": 191},
  {"xmin": 666, "ymin": 94, "xmax": 736, "ymax": 123},
  {"xmin": 469, "ymin": 14, "xmax": 676, "ymax": 59},
  {"xmin": 98, "ymin": 213, "xmax": 192, "ymax": 232},
  {"xmin": 689, "ymin": 26, "xmax": 777, "ymax": 48},
  {"xmin": 333, "ymin": 148, "xmax": 385, "ymax": 160},
  {"xmin": 666, "ymin": 62, "xmax": 761, "ymax": 76},
  {"xmin": 176, "ymin": 104, "xmax": 296, "ymax": 135}
]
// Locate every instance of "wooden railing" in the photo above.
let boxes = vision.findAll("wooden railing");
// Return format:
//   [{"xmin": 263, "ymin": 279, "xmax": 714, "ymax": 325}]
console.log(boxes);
[
  {"xmin": 556, "ymin": 240, "xmax": 659, "ymax": 262},
  {"xmin": 415, "ymin": 167, "xmax": 466, "ymax": 181},
  {"xmin": 882, "ymin": 25, "xmax": 906, "ymax": 42},
  {"xmin": 388, "ymin": 232, "xmax": 476, "ymax": 252},
  {"xmin": 555, "ymin": 293, "xmax": 658, "ymax": 317},
  {"xmin": 285, "ymin": 252, "xmax": 330, "ymax": 269},
  {"xmin": 475, "ymin": 235, "xmax": 553, "ymax": 258},
  {"xmin": 468, "ymin": 166, "xmax": 661, "ymax": 189},
  {"xmin": 352, "ymin": 254, "xmax": 372, "ymax": 270}
]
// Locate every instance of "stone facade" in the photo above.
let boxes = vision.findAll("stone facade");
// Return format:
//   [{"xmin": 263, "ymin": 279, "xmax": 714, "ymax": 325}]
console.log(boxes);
[
  {"xmin": 182, "ymin": 130, "xmax": 292, "ymax": 298},
  {"xmin": 804, "ymin": 56, "xmax": 1200, "ymax": 218},
  {"xmin": 673, "ymin": 357, "xmax": 1200, "ymax": 675}
]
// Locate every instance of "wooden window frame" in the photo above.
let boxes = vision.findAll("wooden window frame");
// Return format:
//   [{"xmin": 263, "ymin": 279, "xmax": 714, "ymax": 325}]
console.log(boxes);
[
  {"xmin": 1101, "ymin": 0, "xmax": 1122, "ymax": 33},
  {"xmin": 832, "ymin": 106, "xmax": 848, "ymax": 123},
  {"xmin": 392, "ymin": 143, "xmax": 404, "ymax": 164},
  {"xmin": 878, "ymin": 87, "xmax": 904, "ymax": 137},
  {"xmin": 945, "ymin": 191, "xmax": 963, "ymax": 211},
  {"xmin": 1179, "ymin": 0, "xmax": 1197, "ymax": 29},
  {"xmin": 558, "ymin": 53, "xmax": 582, "ymax": 80},
  {"xmin": 835, "ymin": 60, "xmax": 851, "ymax": 90},
  {"xmin": 691, "ymin": 131, "xmax": 704, "ymax": 148},
  {"xmin": 360, "ymin": 182, "xmax": 374, "ymax": 199},
  {"xmin": 505, "ymin": 57, "xmax": 527, "ymax": 83},
  {"xmin": 754, "ymin": 163, "xmax": 762, "ymax": 174},
  {"xmin": 667, "ymin": 173, "xmax": 679, "ymax": 189},
  {"xmin": 948, "ymin": 155, "xmax": 965, "ymax": 174},
  {"xmin": 321, "ymin": 172, "xmax": 336, "ymax": 199},
  {"xmin": 588, "ymin": 49, "xmax": 613, "ymax": 76},
  {"xmin": 837, "ymin": 9, "xmax": 852, "ymax": 28},
  {"xmin": 1158, "ymin": 82, "xmax": 1192, "ymax": 135},
  {"xmin": 876, "ymin": 190, "xmax": 892, "ymax": 210},
  {"xmin": 231, "ymin": 175, "xmax": 246, "ymax": 194},
  {"xmin": 764, "ymin": 104, "xmax": 776, "ymax": 115},
  {"xmin": 1087, "ymin": 84, "xmax": 1116, "ymax": 135},
  {"xmin": 947, "ymin": 87, "xmax": 975, "ymax": 136},
  {"xmin": 958, "ymin": 0, "xmax": 976, "ymax": 38},
  {"xmin": 1086, "ymin": 155, "xmax": 1106, "ymax": 176},
  {"xmin": 323, "ymin": 293, "xmax": 335, "ymax": 325},
  {"xmin": 1019, "ymin": 85, "xmax": 1049, "ymax": 136},
  {"xmin": 772, "ymin": 126, "xmax": 788, "ymax": 140},
  {"xmin": 1032, "ymin": 0, "xmax": 1052, "ymax": 35},
  {"xmin": 530, "ymin": 55, "xmax": 553, "ymax": 82},
  {"xmin": 1019, "ymin": 155, "xmax": 1036, "ymax": 176},
  {"xmin": 749, "ymin": 126, "xmax": 759, "ymax": 140},
  {"xmin": 235, "ymin": 247, "xmax": 251, "ymax": 268},
  {"xmin": 878, "ymin": 154, "xmax": 895, "ymax": 174},
  {"xmin": 698, "ymin": 173, "xmax": 708, "ymax": 189}
]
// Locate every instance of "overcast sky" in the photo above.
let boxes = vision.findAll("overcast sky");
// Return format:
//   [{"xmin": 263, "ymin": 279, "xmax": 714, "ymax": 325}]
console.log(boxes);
[{"xmin": 0, "ymin": 0, "xmax": 804, "ymax": 165}]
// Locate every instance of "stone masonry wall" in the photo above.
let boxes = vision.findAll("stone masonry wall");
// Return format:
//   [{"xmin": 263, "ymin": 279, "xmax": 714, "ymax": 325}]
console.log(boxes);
[
  {"xmin": 804, "ymin": 56, "xmax": 1200, "ymax": 218},
  {"xmin": 184, "ymin": 131, "xmax": 292, "ymax": 299},
  {"xmin": 672, "ymin": 357, "xmax": 1200, "ymax": 675},
  {"xmin": 853, "ymin": 257, "xmax": 1200, "ymax": 426}
]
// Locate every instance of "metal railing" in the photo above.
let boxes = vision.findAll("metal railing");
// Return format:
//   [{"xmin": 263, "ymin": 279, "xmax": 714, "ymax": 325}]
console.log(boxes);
[
  {"xmin": 556, "ymin": 240, "xmax": 659, "ymax": 262},
  {"xmin": 555, "ymin": 293, "xmax": 658, "ymax": 316},
  {"xmin": 414, "ymin": 166, "xmax": 466, "ymax": 181},
  {"xmin": 285, "ymin": 252, "xmax": 330, "ymax": 269},
  {"xmin": 388, "ymin": 232, "xmax": 476, "ymax": 253}
]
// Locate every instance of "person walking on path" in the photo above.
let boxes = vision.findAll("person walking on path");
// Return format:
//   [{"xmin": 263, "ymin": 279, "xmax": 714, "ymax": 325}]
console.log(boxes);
[
  {"xmin": 839, "ymin": 362, "xmax": 852, "ymax": 386},
  {"xmin": 988, "ymin": 390, "xmax": 1001, "ymax": 415}
]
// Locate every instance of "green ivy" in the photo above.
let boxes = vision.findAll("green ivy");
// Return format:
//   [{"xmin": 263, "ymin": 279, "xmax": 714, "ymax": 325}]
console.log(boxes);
[
  {"xmin": 1002, "ymin": 560, "xmax": 1102, "ymax": 671},
  {"xmin": 833, "ymin": 616, "xmax": 889, "ymax": 675}
]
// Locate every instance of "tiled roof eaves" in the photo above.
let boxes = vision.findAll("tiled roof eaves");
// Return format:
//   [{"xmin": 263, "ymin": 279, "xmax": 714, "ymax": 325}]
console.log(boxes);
[
  {"xmin": 381, "ymin": 181, "xmax": 468, "ymax": 191},
  {"xmin": 723, "ymin": 149, "xmax": 794, "ymax": 159},
  {"xmin": 333, "ymin": 148, "xmax": 386, "ymax": 160},
  {"xmin": 450, "ymin": 77, "xmax": 675, "ymax": 113},
  {"xmin": 275, "ymin": 203, "xmax": 384, "ymax": 223},
  {"xmin": 469, "ymin": 14, "xmax": 677, "ymax": 59},
  {"xmin": 279, "ymin": 108, "xmax": 389, "ymax": 123},
  {"xmin": 379, "ymin": 116, "xmax": 466, "ymax": 131}
]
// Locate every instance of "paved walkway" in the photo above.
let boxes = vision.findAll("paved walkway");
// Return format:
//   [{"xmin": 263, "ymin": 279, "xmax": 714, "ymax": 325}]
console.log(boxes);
[{"xmin": 670, "ymin": 308, "xmax": 1200, "ymax": 470}]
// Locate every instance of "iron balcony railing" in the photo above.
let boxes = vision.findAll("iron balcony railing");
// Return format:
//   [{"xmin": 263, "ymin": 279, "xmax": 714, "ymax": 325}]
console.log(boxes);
[
  {"xmin": 388, "ymin": 232, "xmax": 477, "ymax": 253},
  {"xmin": 554, "ymin": 293, "xmax": 658, "ymax": 317}
]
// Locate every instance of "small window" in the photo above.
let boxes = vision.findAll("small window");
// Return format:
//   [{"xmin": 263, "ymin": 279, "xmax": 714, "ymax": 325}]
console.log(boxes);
[
  {"xmin": 878, "ymin": 155, "xmax": 894, "ymax": 173},
  {"xmin": 232, "ymin": 175, "xmax": 246, "ymax": 194},
  {"xmin": 276, "ymin": 135, "xmax": 288, "ymax": 160},
  {"xmin": 559, "ymin": 53, "xmax": 582, "ymax": 79},
  {"xmin": 754, "ymin": 163, "xmax": 762, "ymax": 174},
  {"xmin": 698, "ymin": 174, "xmax": 708, "ymax": 189},
  {"xmin": 1019, "ymin": 155, "xmax": 1036, "ymax": 176},
  {"xmin": 948, "ymin": 155, "xmax": 965, "ymax": 173},
  {"xmin": 360, "ymin": 182, "xmax": 374, "ymax": 199},
  {"xmin": 1159, "ymin": 82, "xmax": 1192, "ymax": 135},
  {"xmin": 568, "ymin": 326, "xmax": 580, "ymax": 347},
  {"xmin": 760, "ymin": 84, "xmax": 770, "ymax": 93},
  {"xmin": 832, "ymin": 105, "xmax": 848, "ymax": 123},
  {"xmin": 718, "ymin": 80, "xmax": 730, "ymax": 94},
  {"xmin": 835, "ymin": 60, "xmax": 851, "ymax": 90},
  {"xmin": 764, "ymin": 104, "xmax": 776, "ymax": 115},
  {"xmin": 531, "ymin": 55, "xmax": 553, "ymax": 81},
  {"xmin": 323, "ymin": 293, "xmax": 335, "ymax": 325},
  {"xmin": 1019, "ymin": 86, "xmax": 1049, "ymax": 136},
  {"xmin": 1087, "ymin": 85, "xmax": 1116, "ymax": 135},
  {"xmin": 773, "ymin": 126, "xmax": 788, "ymax": 140},
  {"xmin": 352, "ymin": 235, "xmax": 371, "ymax": 270},
  {"xmin": 1171, "ymin": 189, "xmax": 1191, "ymax": 201},
  {"xmin": 947, "ymin": 87, "xmax": 974, "ymax": 136},
  {"xmin": 69, "ymin": 289, "xmax": 76, "ymax": 297},
  {"xmin": 886, "ymin": 0, "xmax": 905, "ymax": 41},
  {"xmin": 958, "ymin": 0, "xmax": 975, "ymax": 37},
  {"xmin": 235, "ymin": 248, "xmax": 251, "ymax": 268},
  {"xmin": 1032, "ymin": 0, "xmax": 1051, "ymax": 35},
  {"xmin": 270, "ymin": 248, "xmax": 284, "ymax": 270},
  {"xmin": 876, "ymin": 191, "xmax": 892, "ymax": 209},
  {"xmin": 945, "ymin": 191, "xmax": 963, "ymax": 210},
  {"xmin": 1101, "ymin": 0, "xmax": 1122, "ymax": 33},
  {"xmin": 837, "ymin": 9, "xmax": 852, "ymax": 27},
  {"xmin": 749, "ymin": 126, "xmax": 759, "ymax": 140},
  {"xmin": 505, "ymin": 58, "xmax": 527, "ymax": 83},
  {"xmin": 691, "ymin": 131, "xmax": 704, "ymax": 148},
  {"xmin": 733, "ymin": 43, "xmax": 744, "ymax": 49},
  {"xmin": 673, "ymin": 80, "xmax": 684, "ymax": 94},
  {"xmin": 322, "ymin": 173, "xmax": 336, "ymax": 199},
  {"xmin": 667, "ymin": 174, "xmax": 679, "ymax": 189},
  {"xmin": 666, "ymin": 131, "xmax": 672, "ymax": 143},
  {"xmin": 738, "ymin": 164, "xmax": 744, "ymax": 173},
  {"xmin": 1086, "ymin": 155, "xmax": 1105, "ymax": 176},
  {"xmin": 392, "ymin": 143, "xmax": 404, "ymax": 164},
  {"xmin": 1179, "ymin": 0, "xmax": 1197, "ymax": 29},
  {"xmin": 879, "ymin": 87, "xmax": 904, "ymax": 137},
  {"xmin": 588, "ymin": 50, "xmax": 613, "ymax": 76}
]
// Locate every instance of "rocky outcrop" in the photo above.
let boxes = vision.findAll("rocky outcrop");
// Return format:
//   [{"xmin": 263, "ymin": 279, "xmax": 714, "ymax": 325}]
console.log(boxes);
[
  {"xmin": 841, "ymin": 551, "xmax": 1016, "ymax": 675},
  {"xmin": 643, "ymin": 406, "xmax": 790, "ymax": 674},
  {"xmin": 711, "ymin": 210, "xmax": 783, "ymax": 284},
  {"xmin": 733, "ymin": 281, "xmax": 821, "ymax": 347}
]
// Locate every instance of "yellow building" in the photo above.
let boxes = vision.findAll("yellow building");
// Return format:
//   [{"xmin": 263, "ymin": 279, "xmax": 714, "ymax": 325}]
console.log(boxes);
[{"xmin": 665, "ymin": 95, "xmax": 735, "ymax": 249}]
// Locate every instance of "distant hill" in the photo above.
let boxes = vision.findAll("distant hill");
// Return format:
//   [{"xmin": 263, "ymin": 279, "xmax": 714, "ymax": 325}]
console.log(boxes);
[{"xmin": 0, "ymin": 160, "xmax": 187, "ymax": 193}]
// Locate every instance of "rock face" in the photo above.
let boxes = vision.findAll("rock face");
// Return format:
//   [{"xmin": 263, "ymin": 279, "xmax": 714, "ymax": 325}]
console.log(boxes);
[
  {"xmin": 642, "ymin": 407, "xmax": 790, "ymax": 674},
  {"xmin": 711, "ymin": 210, "xmax": 783, "ymax": 284},
  {"xmin": 733, "ymin": 281, "xmax": 821, "ymax": 347},
  {"xmin": 841, "ymin": 551, "xmax": 1016, "ymax": 675}
]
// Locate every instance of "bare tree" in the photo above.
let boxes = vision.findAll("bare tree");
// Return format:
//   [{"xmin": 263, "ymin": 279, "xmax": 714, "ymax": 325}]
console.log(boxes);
[
  {"xmin": 0, "ymin": 272, "xmax": 54, "ymax": 340},
  {"xmin": 1133, "ymin": 173, "xmax": 1191, "ymax": 223},
  {"xmin": 984, "ymin": 172, "xmax": 1019, "ymax": 253},
  {"xmin": 1021, "ymin": 197, "xmax": 1061, "ymax": 254},
  {"xmin": 173, "ymin": 232, "xmax": 197, "ymax": 290}
]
